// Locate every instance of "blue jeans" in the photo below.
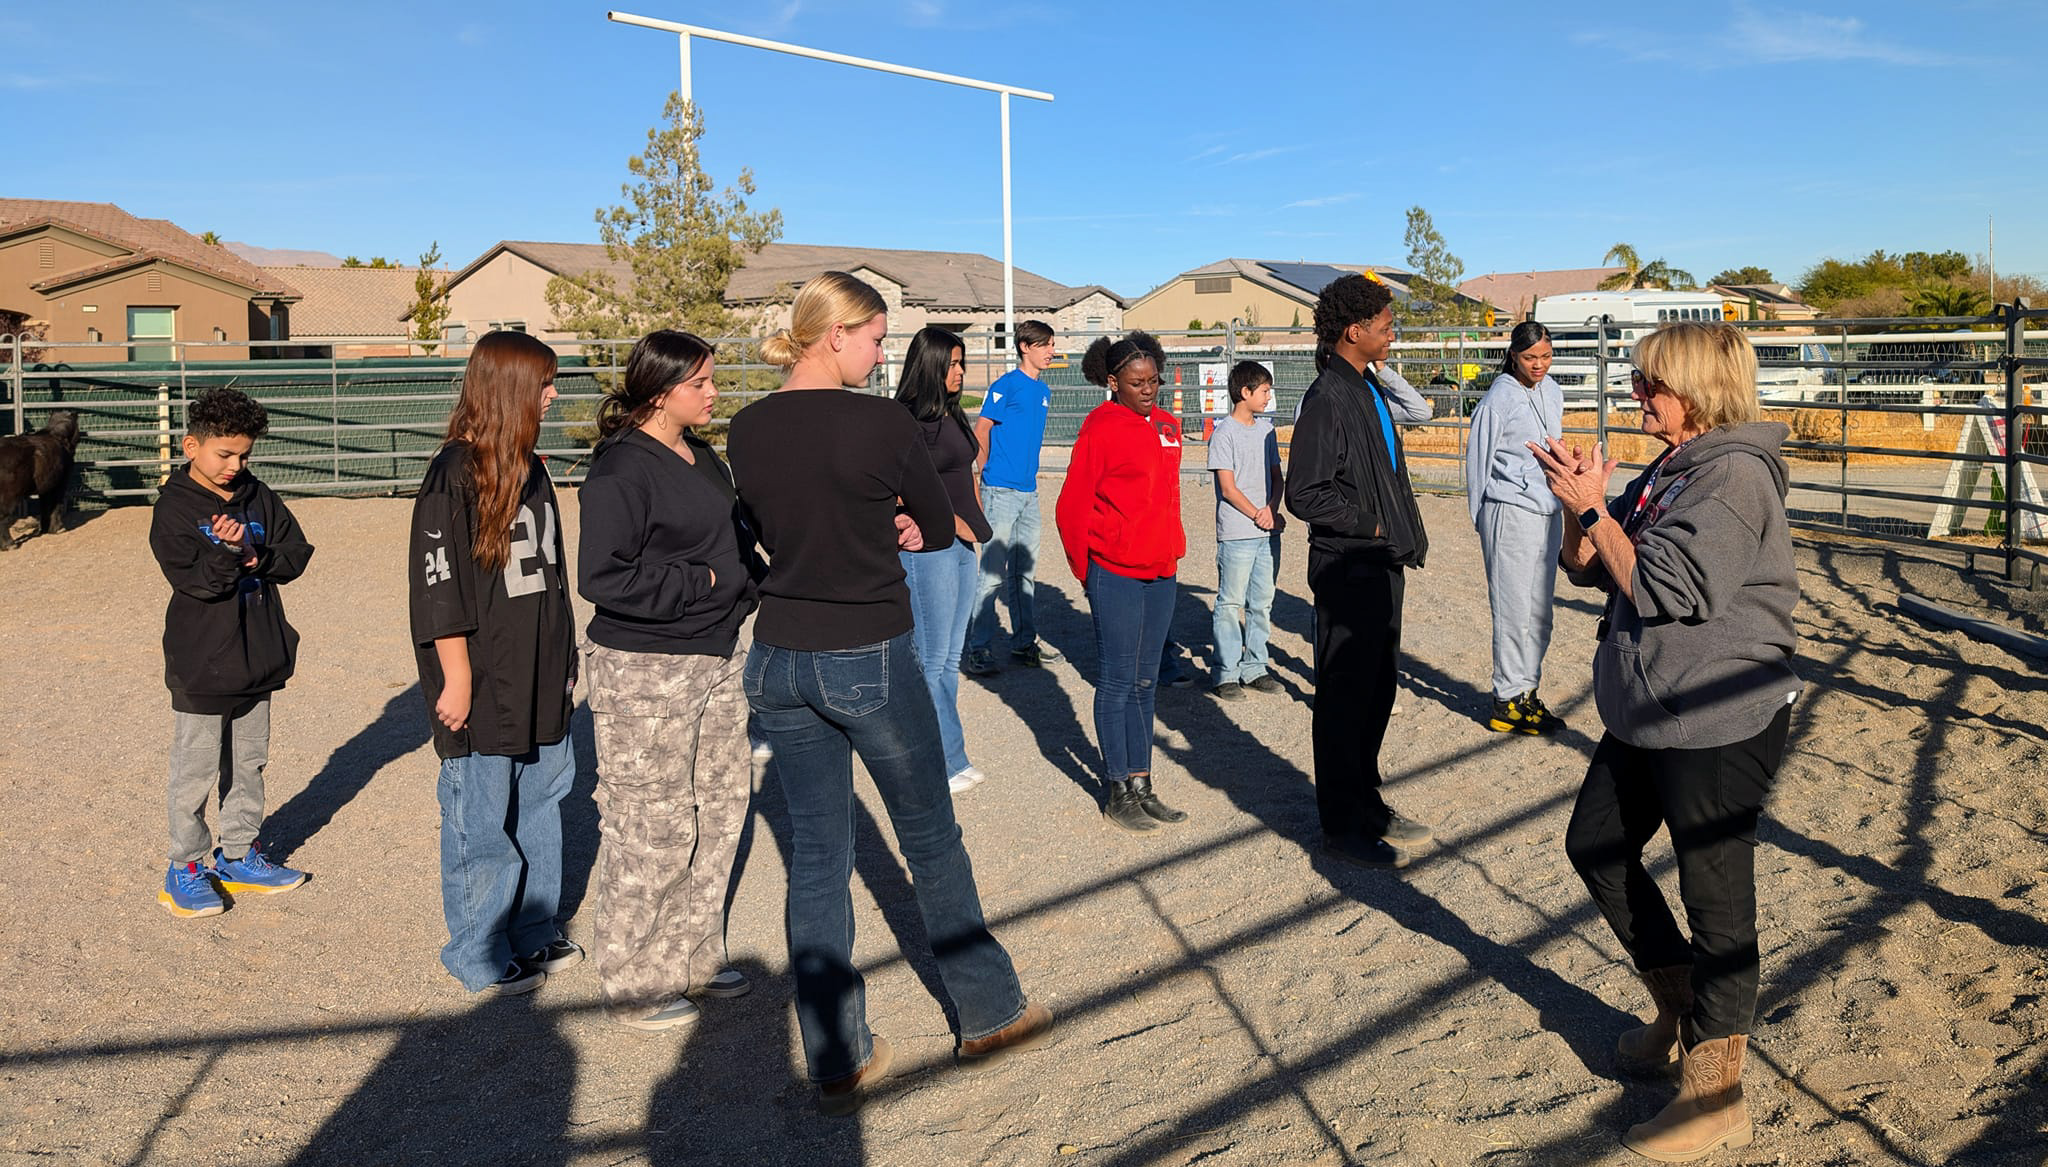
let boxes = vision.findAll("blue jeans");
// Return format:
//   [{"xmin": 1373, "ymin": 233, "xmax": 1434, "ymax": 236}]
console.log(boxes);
[
  {"xmin": 902, "ymin": 541, "xmax": 977, "ymax": 776},
  {"xmin": 1212, "ymin": 535, "xmax": 1279, "ymax": 684},
  {"xmin": 436, "ymin": 736, "xmax": 575, "ymax": 991},
  {"xmin": 968, "ymin": 486, "xmax": 1039, "ymax": 653},
  {"xmin": 744, "ymin": 631, "xmax": 1025, "ymax": 1081},
  {"xmin": 1084, "ymin": 564, "xmax": 1175, "ymax": 780}
]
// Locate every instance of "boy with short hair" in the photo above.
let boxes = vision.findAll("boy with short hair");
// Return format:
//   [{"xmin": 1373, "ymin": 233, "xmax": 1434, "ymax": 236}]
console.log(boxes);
[
  {"xmin": 151, "ymin": 387, "xmax": 315, "ymax": 917},
  {"xmin": 1208, "ymin": 360, "xmax": 1285, "ymax": 700},
  {"xmin": 965, "ymin": 319, "xmax": 1061, "ymax": 674}
]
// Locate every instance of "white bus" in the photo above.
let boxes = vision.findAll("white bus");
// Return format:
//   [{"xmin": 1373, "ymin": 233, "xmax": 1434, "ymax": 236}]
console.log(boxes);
[{"xmin": 1533, "ymin": 290, "xmax": 1731, "ymax": 400}]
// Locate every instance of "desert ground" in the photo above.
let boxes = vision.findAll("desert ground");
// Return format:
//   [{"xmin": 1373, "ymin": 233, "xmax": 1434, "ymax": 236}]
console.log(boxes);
[{"xmin": 0, "ymin": 476, "xmax": 2043, "ymax": 1167}]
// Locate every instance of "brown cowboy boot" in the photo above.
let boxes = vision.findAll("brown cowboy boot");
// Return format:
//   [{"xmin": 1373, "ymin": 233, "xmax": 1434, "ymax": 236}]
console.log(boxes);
[
  {"xmin": 1622, "ymin": 1031, "xmax": 1752, "ymax": 1161},
  {"xmin": 1617, "ymin": 965, "xmax": 1694, "ymax": 1074}
]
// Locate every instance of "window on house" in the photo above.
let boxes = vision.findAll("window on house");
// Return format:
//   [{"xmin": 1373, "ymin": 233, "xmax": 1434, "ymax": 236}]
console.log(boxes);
[
  {"xmin": 444, "ymin": 323, "xmax": 468, "ymax": 344},
  {"xmin": 489, "ymin": 320, "xmax": 527, "ymax": 333},
  {"xmin": 270, "ymin": 306, "xmax": 288, "ymax": 341},
  {"xmin": 1194, "ymin": 278, "xmax": 1230, "ymax": 294},
  {"xmin": 128, "ymin": 306, "xmax": 176, "ymax": 362}
]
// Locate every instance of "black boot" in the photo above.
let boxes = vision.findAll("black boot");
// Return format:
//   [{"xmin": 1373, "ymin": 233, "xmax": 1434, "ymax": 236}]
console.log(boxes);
[
  {"xmin": 1126, "ymin": 774, "xmax": 1188, "ymax": 823},
  {"xmin": 1103, "ymin": 780, "xmax": 1160, "ymax": 833}
]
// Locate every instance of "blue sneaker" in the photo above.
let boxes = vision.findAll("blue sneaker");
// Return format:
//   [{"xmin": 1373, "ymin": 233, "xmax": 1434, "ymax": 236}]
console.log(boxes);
[
  {"xmin": 211, "ymin": 846, "xmax": 307, "ymax": 895},
  {"xmin": 160, "ymin": 861, "xmax": 225, "ymax": 918}
]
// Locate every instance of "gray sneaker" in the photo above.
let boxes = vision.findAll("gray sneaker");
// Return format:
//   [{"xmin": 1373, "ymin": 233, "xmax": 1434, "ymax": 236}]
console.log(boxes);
[
  {"xmin": 622, "ymin": 997, "xmax": 702, "ymax": 1031},
  {"xmin": 698, "ymin": 969, "xmax": 752, "ymax": 999}
]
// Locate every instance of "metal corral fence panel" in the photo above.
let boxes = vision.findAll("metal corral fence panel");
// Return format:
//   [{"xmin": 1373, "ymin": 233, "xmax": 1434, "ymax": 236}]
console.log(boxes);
[{"xmin": 4, "ymin": 311, "xmax": 2043, "ymax": 580}]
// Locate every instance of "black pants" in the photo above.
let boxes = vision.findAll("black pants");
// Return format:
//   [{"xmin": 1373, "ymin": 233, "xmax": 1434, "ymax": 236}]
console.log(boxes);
[
  {"xmin": 1564, "ymin": 704, "xmax": 1791, "ymax": 1041},
  {"xmin": 1308, "ymin": 550, "xmax": 1405, "ymax": 839}
]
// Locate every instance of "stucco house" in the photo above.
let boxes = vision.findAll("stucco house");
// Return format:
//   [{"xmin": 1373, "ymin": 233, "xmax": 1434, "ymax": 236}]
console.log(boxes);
[
  {"xmin": 435, "ymin": 240, "xmax": 1123, "ymax": 356},
  {"xmin": 0, "ymin": 198, "xmax": 300, "ymax": 361},
  {"xmin": 261, "ymin": 264, "xmax": 437, "ymax": 358},
  {"xmin": 1459, "ymin": 268, "xmax": 1630, "ymax": 321},
  {"xmin": 1125, "ymin": 258, "xmax": 1488, "ymax": 335}
]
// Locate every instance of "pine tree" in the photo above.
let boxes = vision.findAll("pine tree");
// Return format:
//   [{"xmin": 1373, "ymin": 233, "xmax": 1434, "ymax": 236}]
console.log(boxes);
[{"xmin": 546, "ymin": 93, "xmax": 783, "ymax": 341}]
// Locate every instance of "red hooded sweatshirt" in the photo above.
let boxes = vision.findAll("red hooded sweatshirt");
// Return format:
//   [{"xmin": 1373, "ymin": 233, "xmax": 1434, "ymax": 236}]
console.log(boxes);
[{"xmin": 1056, "ymin": 400, "xmax": 1185, "ymax": 581}]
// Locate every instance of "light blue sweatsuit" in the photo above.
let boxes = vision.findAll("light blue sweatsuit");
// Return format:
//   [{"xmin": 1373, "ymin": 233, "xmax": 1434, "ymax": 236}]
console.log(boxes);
[{"xmin": 1465, "ymin": 372, "xmax": 1565, "ymax": 700}]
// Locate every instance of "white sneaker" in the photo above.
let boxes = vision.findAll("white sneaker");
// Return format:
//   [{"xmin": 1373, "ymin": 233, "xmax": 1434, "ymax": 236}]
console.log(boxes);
[
  {"xmin": 621, "ymin": 997, "xmax": 702, "ymax": 1031},
  {"xmin": 948, "ymin": 765, "xmax": 986, "ymax": 793}
]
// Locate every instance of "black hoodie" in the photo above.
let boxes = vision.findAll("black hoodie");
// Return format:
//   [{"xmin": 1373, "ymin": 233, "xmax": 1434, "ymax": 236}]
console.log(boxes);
[
  {"xmin": 150, "ymin": 466, "xmax": 315, "ymax": 713},
  {"xmin": 577, "ymin": 428, "xmax": 759, "ymax": 656}
]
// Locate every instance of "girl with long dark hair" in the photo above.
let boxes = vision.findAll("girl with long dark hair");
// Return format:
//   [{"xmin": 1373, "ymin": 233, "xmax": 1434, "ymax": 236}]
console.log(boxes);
[
  {"xmin": 1054, "ymin": 331, "xmax": 1190, "ymax": 833},
  {"xmin": 578, "ymin": 329, "xmax": 760, "ymax": 1031},
  {"xmin": 409, "ymin": 330, "xmax": 582, "ymax": 994},
  {"xmin": 895, "ymin": 326, "xmax": 993, "ymax": 794},
  {"xmin": 1465, "ymin": 320, "xmax": 1567, "ymax": 735},
  {"xmin": 728, "ymin": 273, "xmax": 1049, "ymax": 1116}
]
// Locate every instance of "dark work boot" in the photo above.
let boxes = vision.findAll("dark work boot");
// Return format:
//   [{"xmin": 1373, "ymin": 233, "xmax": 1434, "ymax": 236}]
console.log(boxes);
[
  {"xmin": 1126, "ymin": 774, "xmax": 1188, "ymax": 823},
  {"xmin": 1103, "ymin": 781, "xmax": 1160, "ymax": 833}
]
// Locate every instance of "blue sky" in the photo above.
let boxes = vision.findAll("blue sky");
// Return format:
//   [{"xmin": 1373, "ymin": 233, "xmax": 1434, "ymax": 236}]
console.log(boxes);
[{"xmin": 8, "ymin": 2, "xmax": 2037, "ymax": 299}]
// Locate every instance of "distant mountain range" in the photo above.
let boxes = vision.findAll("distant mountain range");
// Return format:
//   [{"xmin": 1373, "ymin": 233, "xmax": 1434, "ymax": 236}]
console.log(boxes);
[{"xmin": 224, "ymin": 241, "xmax": 343, "ymax": 267}]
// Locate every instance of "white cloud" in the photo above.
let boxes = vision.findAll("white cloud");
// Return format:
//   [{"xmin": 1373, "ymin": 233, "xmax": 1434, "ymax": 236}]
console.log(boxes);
[
  {"xmin": 1576, "ymin": 6, "xmax": 1961, "ymax": 69},
  {"xmin": 1284, "ymin": 192, "xmax": 1359, "ymax": 209}
]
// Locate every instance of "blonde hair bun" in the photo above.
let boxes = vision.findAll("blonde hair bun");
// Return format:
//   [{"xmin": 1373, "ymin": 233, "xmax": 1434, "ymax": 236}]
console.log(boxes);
[{"xmin": 759, "ymin": 328, "xmax": 802, "ymax": 370}]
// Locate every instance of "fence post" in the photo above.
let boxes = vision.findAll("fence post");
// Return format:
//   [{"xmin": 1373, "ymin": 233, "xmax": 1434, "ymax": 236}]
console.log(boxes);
[
  {"xmin": 5, "ymin": 333, "xmax": 20, "ymax": 438},
  {"xmin": 1595, "ymin": 322, "xmax": 1610, "ymax": 452},
  {"xmin": 331, "ymin": 350, "xmax": 341, "ymax": 488},
  {"xmin": 2003, "ymin": 301, "xmax": 2023, "ymax": 575}
]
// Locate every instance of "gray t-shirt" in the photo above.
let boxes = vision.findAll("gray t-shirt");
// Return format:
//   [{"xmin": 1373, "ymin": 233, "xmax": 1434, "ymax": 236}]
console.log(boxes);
[{"xmin": 1208, "ymin": 413, "xmax": 1280, "ymax": 542}]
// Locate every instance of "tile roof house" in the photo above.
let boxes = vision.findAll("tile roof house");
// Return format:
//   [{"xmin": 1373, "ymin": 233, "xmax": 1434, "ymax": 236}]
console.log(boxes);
[
  {"xmin": 1706, "ymin": 283, "xmax": 1820, "ymax": 322},
  {"xmin": 0, "ymin": 198, "xmax": 300, "ymax": 360},
  {"xmin": 261, "ymin": 264, "xmax": 440, "ymax": 357},
  {"xmin": 1458, "ymin": 268, "xmax": 1630, "ymax": 320},
  {"xmin": 1124, "ymin": 258, "xmax": 1489, "ymax": 334},
  {"xmin": 436, "ymin": 240, "xmax": 1124, "ymax": 355}
]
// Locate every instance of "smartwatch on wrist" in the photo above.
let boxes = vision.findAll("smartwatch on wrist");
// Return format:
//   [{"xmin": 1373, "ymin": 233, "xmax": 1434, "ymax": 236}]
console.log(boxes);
[{"xmin": 1578, "ymin": 507, "xmax": 1605, "ymax": 532}]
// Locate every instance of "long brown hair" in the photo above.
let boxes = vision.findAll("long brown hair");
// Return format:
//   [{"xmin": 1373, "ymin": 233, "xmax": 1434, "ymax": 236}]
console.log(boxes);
[{"xmin": 445, "ymin": 330, "xmax": 558, "ymax": 571}]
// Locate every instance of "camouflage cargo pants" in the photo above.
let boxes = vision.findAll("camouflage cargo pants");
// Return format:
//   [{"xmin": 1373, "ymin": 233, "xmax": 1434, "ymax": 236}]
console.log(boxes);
[{"xmin": 585, "ymin": 641, "xmax": 752, "ymax": 1019}]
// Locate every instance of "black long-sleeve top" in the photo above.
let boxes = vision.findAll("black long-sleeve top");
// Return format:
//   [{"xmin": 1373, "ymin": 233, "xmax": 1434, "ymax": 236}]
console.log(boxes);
[
  {"xmin": 1285, "ymin": 358, "xmax": 1429, "ymax": 567},
  {"xmin": 150, "ymin": 467, "xmax": 315, "ymax": 713},
  {"xmin": 577, "ymin": 428, "xmax": 758, "ymax": 656},
  {"xmin": 727, "ymin": 388, "xmax": 954, "ymax": 651}
]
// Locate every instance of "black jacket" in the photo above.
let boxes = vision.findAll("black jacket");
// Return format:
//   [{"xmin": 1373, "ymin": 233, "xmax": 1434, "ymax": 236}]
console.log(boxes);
[
  {"xmin": 1284, "ymin": 358, "xmax": 1429, "ymax": 567},
  {"xmin": 150, "ymin": 468, "xmax": 315, "ymax": 713},
  {"xmin": 577, "ymin": 429, "xmax": 759, "ymax": 656}
]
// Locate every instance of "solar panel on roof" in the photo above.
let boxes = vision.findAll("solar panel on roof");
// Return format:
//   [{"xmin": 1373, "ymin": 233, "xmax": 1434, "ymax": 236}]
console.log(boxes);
[{"xmin": 1259, "ymin": 262, "xmax": 1352, "ymax": 296}]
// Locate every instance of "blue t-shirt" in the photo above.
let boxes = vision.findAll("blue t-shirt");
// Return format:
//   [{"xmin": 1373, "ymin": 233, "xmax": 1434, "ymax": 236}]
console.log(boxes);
[{"xmin": 978, "ymin": 368, "xmax": 1050, "ymax": 491}]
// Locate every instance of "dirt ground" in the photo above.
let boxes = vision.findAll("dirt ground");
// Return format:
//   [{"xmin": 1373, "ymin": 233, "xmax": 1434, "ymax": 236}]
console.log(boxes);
[{"xmin": 1, "ymin": 480, "xmax": 2044, "ymax": 1167}]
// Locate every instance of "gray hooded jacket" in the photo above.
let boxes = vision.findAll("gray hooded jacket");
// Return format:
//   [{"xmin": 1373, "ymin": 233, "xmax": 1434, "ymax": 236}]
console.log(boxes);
[{"xmin": 1572, "ymin": 422, "xmax": 1802, "ymax": 750}]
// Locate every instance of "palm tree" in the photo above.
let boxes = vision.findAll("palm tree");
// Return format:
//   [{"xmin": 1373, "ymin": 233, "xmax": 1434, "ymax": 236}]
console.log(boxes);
[
  {"xmin": 1908, "ymin": 284, "xmax": 1988, "ymax": 320},
  {"xmin": 1640, "ymin": 260, "xmax": 1697, "ymax": 291},
  {"xmin": 1599, "ymin": 244, "xmax": 1695, "ymax": 291},
  {"xmin": 198, "ymin": 230, "xmax": 223, "ymax": 246},
  {"xmin": 1599, "ymin": 243, "xmax": 1643, "ymax": 290}
]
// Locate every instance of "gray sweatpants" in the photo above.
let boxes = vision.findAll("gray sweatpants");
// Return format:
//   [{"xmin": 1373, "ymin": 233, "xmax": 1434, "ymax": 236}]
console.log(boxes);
[
  {"xmin": 167, "ymin": 697, "xmax": 271, "ymax": 864},
  {"xmin": 1476, "ymin": 502, "xmax": 1564, "ymax": 700}
]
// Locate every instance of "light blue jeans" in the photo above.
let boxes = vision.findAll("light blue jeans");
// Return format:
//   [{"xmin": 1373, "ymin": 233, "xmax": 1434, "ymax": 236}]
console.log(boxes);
[
  {"xmin": 436, "ymin": 736, "xmax": 575, "ymax": 991},
  {"xmin": 1212, "ymin": 535, "xmax": 1279, "ymax": 684},
  {"xmin": 902, "ymin": 540, "xmax": 977, "ymax": 776},
  {"xmin": 744, "ymin": 632, "xmax": 1026, "ymax": 1081},
  {"xmin": 968, "ymin": 485, "xmax": 1039, "ymax": 654}
]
